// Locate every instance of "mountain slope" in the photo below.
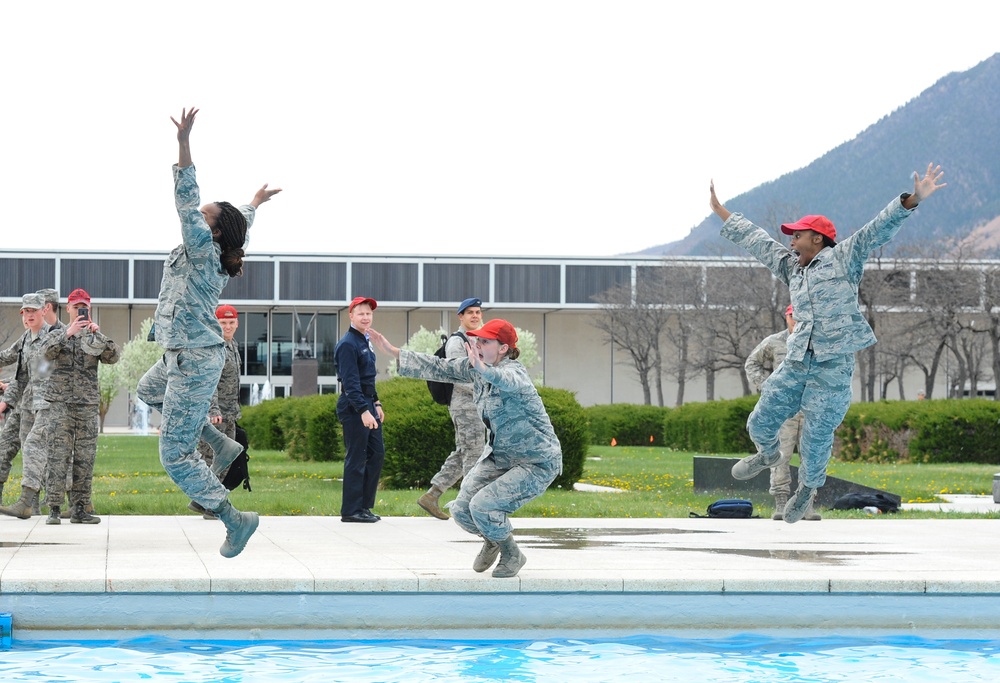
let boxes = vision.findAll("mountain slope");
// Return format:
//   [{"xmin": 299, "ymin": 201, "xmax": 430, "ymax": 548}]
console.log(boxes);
[{"xmin": 642, "ymin": 53, "xmax": 1000, "ymax": 257}]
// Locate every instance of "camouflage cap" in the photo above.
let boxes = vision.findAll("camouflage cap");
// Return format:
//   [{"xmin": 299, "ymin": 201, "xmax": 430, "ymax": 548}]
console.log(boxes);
[
  {"xmin": 36, "ymin": 288, "xmax": 59, "ymax": 306},
  {"xmin": 20, "ymin": 293, "xmax": 44, "ymax": 311}
]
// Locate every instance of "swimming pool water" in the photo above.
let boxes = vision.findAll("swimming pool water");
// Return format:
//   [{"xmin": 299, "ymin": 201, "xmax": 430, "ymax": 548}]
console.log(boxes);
[{"xmin": 2, "ymin": 635, "xmax": 999, "ymax": 682}]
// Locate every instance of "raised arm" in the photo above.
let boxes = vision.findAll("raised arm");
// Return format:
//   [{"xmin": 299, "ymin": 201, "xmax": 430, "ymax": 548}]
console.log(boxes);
[
  {"xmin": 709, "ymin": 180, "xmax": 732, "ymax": 222},
  {"xmin": 367, "ymin": 329, "xmax": 400, "ymax": 361},
  {"xmin": 170, "ymin": 107, "xmax": 199, "ymax": 168},
  {"xmin": 250, "ymin": 183, "xmax": 282, "ymax": 209},
  {"xmin": 902, "ymin": 163, "xmax": 946, "ymax": 210}
]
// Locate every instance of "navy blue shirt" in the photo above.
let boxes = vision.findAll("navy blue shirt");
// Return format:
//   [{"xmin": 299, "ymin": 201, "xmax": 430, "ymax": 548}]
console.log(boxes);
[{"xmin": 335, "ymin": 326, "xmax": 379, "ymax": 413}]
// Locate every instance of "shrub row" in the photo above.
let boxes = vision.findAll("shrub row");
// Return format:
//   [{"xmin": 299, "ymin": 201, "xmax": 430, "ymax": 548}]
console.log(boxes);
[
  {"xmin": 596, "ymin": 394, "xmax": 1000, "ymax": 465},
  {"xmin": 241, "ymin": 393, "xmax": 343, "ymax": 462},
  {"xmin": 582, "ymin": 403, "xmax": 670, "ymax": 447},
  {"xmin": 661, "ymin": 395, "xmax": 758, "ymax": 454},
  {"xmin": 837, "ymin": 398, "xmax": 1000, "ymax": 464},
  {"xmin": 241, "ymin": 377, "xmax": 589, "ymax": 490}
]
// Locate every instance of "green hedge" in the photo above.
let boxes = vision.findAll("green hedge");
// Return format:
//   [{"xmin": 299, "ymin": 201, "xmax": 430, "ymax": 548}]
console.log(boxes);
[
  {"xmin": 583, "ymin": 403, "xmax": 669, "ymax": 447},
  {"xmin": 379, "ymin": 377, "xmax": 588, "ymax": 491},
  {"xmin": 538, "ymin": 386, "xmax": 588, "ymax": 490},
  {"xmin": 240, "ymin": 398, "xmax": 288, "ymax": 451},
  {"xmin": 662, "ymin": 395, "xmax": 758, "ymax": 454},
  {"xmin": 837, "ymin": 398, "xmax": 1000, "ymax": 464},
  {"xmin": 379, "ymin": 378, "xmax": 455, "ymax": 488},
  {"xmin": 240, "ymin": 394, "xmax": 343, "ymax": 461}
]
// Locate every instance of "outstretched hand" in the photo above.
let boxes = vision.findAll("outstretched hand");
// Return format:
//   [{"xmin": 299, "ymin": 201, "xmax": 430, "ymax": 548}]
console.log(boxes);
[
  {"xmin": 709, "ymin": 180, "xmax": 731, "ymax": 222},
  {"xmin": 366, "ymin": 329, "xmax": 399, "ymax": 360},
  {"xmin": 170, "ymin": 107, "xmax": 199, "ymax": 143},
  {"xmin": 911, "ymin": 163, "xmax": 946, "ymax": 205},
  {"xmin": 251, "ymin": 183, "xmax": 283, "ymax": 209}
]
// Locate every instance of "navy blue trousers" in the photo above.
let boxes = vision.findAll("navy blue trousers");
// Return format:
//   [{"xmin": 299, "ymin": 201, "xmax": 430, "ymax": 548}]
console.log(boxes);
[{"xmin": 337, "ymin": 399, "xmax": 385, "ymax": 516}]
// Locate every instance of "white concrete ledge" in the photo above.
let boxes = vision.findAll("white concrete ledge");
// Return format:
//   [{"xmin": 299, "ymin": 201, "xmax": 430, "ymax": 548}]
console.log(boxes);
[{"xmin": 2, "ymin": 516, "xmax": 1000, "ymax": 639}]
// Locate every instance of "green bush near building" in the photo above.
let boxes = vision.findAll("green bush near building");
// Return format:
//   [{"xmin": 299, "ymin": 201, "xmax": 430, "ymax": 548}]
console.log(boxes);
[
  {"xmin": 378, "ymin": 378, "xmax": 454, "ymax": 488},
  {"xmin": 652, "ymin": 394, "xmax": 1000, "ymax": 465},
  {"xmin": 241, "ymin": 393, "xmax": 343, "ymax": 461},
  {"xmin": 662, "ymin": 395, "xmax": 758, "ymax": 454},
  {"xmin": 837, "ymin": 398, "xmax": 1000, "ymax": 464},
  {"xmin": 583, "ymin": 403, "xmax": 669, "ymax": 447}
]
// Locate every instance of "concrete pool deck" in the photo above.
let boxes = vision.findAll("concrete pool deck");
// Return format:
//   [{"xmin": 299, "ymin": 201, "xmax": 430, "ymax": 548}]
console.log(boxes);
[{"xmin": 1, "ymin": 504, "xmax": 999, "ymax": 641}]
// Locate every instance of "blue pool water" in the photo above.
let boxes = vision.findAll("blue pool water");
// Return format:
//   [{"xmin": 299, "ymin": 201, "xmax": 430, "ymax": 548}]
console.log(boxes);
[{"xmin": 2, "ymin": 635, "xmax": 999, "ymax": 682}]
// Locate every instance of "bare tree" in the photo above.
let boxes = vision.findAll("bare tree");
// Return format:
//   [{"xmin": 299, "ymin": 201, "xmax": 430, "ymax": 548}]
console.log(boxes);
[
  {"xmin": 594, "ymin": 276, "xmax": 673, "ymax": 406},
  {"xmin": 696, "ymin": 261, "xmax": 780, "ymax": 397}
]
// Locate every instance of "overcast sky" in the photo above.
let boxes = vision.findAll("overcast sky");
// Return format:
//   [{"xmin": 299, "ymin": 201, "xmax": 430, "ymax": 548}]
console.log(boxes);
[{"xmin": 2, "ymin": 1, "xmax": 997, "ymax": 258}]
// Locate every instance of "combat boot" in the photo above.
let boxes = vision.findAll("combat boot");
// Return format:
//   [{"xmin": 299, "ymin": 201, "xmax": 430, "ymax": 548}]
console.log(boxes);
[
  {"xmin": 70, "ymin": 502, "xmax": 101, "ymax": 524},
  {"xmin": 0, "ymin": 487, "xmax": 38, "ymax": 519},
  {"xmin": 784, "ymin": 485, "xmax": 818, "ymax": 524},
  {"xmin": 802, "ymin": 502, "xmax": 823, "ymax": 521},
  {"xmin": 492, "ymin": 535, "xmax": 526, "ymax": 578},
  {"xmin": 771, "ymin": 494, "xmax": 788, "ymax": 521},
  {"xmin": 473, "ymin": 538, "xmax": 501, "ymax": 572},
  {"xmin": 417, "ymin": 486, "xmax": 449, "ymax": 520},
  {"xmin": 214, "ymin": 500, "xmax": 259, "ymax": 558},
  {"xmin": 47, "ymin": 505, "xmax": 61, "ymax": 525},
  {"xmin": 201, "ymin": 424, "xmax": 243, "ymax": 477}
]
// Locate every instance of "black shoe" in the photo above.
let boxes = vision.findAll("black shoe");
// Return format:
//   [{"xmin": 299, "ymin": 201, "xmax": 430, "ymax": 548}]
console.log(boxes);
[
  {"xmin": 341, "ymin": 512, "xmax": 377, "ymax": 523},
  {"xmin": 363, "ymin": 509, "xmax": 381, "ymax": 521}
]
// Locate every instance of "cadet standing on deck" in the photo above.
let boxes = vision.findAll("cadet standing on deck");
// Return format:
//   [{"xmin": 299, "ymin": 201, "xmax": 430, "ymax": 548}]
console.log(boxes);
[
  {"xmin": 710, "ymin": 164, "xmax": 946, "ymax": 523},
  {"xmin": 744, "ymin": 305, "xmax": 819, "ymax": 521},
  {"xmin": 0, "ymin": 294, "xmax": 54, "ymax": 519},
  {"xmin": 37, "ymin": 288, "xmax": 121, "ymax": 524},
  {"xmin": 191, "ymin": 303, "xmax": 243, "ymax": 519},
  {"xmin": 417, "ymin": 297, "xmax": 487, "ymax": 519}
]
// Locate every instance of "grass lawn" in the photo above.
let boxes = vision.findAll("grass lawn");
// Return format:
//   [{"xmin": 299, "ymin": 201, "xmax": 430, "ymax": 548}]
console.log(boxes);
[{"xmin": 3, "ymin": 436, "xmax": 997, "ymax": 519}]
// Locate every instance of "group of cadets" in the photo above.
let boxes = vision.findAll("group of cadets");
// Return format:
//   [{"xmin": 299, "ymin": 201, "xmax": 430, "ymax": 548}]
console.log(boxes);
[{"xmin": 0, "ymin": 288, "xmax": 120, "ymax": 524}]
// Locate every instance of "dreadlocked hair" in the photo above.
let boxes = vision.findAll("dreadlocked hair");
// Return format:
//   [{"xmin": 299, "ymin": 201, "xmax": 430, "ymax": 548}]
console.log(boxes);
[{"xmin": 214, "ymin": 201, "xmax": 248, "ymax": 277}]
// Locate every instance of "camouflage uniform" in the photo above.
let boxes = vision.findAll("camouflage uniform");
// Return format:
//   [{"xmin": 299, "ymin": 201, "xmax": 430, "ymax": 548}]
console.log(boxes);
[
  {"xmin": 722, "ymin": 194, "xmax": 915, "ymax": 490},
  {"xmin": 0, "ymin": 377, "xmax": 23, "ymax": 496},
  {"xmin": 36, "ymin": 325, "xmax": 120, "ymax": 509},
  {"xmin": 398, "ymin": 349, "xmax": 562, "ymax": 542},
  {"xmin": 136, "ymin": 164, "xmax": 254, "ymax": 512},
  {"xmin": 0, "ymin": 325, "xmax": 52, "ymax": 493},
  {"xmin": 745, "ymin": 329, "xmax": 804, "ymax": 498},
  {"xmin": 196, "ymin": 338, "xmax": 242, "ymax": 473},
  {"xmin": 429, "ymin": 331, "xmax": 486, "ymax": 491}
]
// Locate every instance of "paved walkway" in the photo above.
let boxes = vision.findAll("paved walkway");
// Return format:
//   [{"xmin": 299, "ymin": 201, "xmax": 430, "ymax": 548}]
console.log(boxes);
[{"xmin": 2, "ymin": 507, "xmax": 1000, "ymax": 640}]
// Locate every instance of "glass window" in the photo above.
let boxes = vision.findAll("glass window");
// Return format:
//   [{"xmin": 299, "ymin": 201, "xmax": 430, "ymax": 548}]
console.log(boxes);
[
  {"xmin": 243, "ymin": 312, "xmax": 269, "ymax": 376},
  {"xmin": 316, "ymin": 313, "xmax": 339, "ymax": 376},
  {"xmin": 271, "ymin": 312, "xmax": 293, "ymax": 376}
]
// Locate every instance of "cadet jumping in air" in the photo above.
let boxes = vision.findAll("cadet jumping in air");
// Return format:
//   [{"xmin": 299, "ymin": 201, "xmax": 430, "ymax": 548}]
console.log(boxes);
[
  {"xmin": 710, "ymin": 164, "xmax": 946, "ymax": 523},
  {"xmin": 137, "ymin": 108, "xmax": 280, "ymax": 557}
]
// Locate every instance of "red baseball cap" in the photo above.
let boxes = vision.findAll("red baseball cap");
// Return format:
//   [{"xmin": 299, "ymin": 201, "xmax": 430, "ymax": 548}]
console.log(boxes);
[
  {"xmin": 216, "ymin": 304, "xmax": 238, "ymax": 320},
  {"xmin": 349, "ymin": 296, "xmax": 377, "ymax": 312},
  {"xmin": 467, "ymin": 319, "xmax": 518, "ymax": 348},
  {"xmin": 781, "ymin": 215, "xmax": 836, "ymax": 244},
  {"xmin": 67, "ymin": 288, "xmax": 91, "ymax": 305}
]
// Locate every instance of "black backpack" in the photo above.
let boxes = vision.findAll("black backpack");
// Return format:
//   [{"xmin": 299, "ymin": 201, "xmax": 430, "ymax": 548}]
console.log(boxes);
[
  {"xmin": 222, "ymin": 425, "xmax": 252, "ymax": 492},
  {"xmin": 689, "ymin": 499, "xmax": 756, "ymax": 518},
  {"xmin": 427, "ymin": 332, "xmax": 468, "ymax": 406},
  {"xmin": 830, "ymin": 492, "xmax": 899, "ymax": 513}
]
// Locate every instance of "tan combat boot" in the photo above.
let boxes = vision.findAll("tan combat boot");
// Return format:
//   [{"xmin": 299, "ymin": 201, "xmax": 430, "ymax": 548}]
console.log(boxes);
[
  {"xmin": 417, "ymin": 486, "xmax": 449, "ymax": 520},
  {"xmin": 0, "ymin": 487, "xmax": 39, "ymax": 520}
]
